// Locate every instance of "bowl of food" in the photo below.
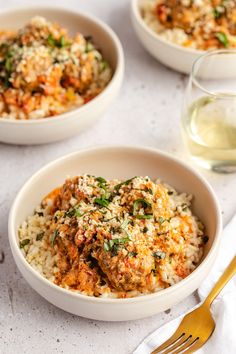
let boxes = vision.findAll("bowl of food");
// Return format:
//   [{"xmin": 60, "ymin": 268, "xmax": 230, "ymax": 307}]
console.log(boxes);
[
  {"xmin": 131, "ymin": 0, "xmax": 236, "ymax": 73},
  {"xmin": 0, "ymin": 7, "xmax": 124, "ymax": 144},
  {"xmin": 8, "ymin": 146, "xmax": 222, "ymax": 321}
]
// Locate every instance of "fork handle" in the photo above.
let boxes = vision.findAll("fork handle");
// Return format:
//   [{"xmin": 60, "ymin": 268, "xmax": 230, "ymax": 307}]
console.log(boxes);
[{"xmin": 203, "ymin": 255, "xmax": 236, "ymax": 307}]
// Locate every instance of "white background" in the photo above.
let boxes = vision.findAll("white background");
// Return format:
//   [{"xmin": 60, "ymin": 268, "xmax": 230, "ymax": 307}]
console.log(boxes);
[{"xmin": 0, "ymin": 1, "xmax": 235, "ymax": 353}]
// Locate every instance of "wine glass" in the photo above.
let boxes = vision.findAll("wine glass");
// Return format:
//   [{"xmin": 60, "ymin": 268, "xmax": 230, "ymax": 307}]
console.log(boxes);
[{"xmin": 182, "ymin": 49, "xmax": 236, "ymax": 173}]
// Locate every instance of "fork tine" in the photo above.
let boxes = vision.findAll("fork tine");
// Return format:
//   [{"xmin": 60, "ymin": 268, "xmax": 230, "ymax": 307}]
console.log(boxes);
[
  {"xmin": 171, "ymin": 336, "xmax": 199, "ymax": 354},
  {"xmin": 161, "ymin": 335, "xmax": 192, "ymax": 354},
  {"xmin": 178, "ymin": 339, "xmax": 203, "ymax": 354},
  {"xmin": 151, "ymin": 331, "xmax": 185, "ymax": 354}
]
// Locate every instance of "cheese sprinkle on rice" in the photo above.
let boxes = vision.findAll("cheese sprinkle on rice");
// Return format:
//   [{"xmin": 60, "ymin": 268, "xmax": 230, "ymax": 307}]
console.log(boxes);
[
  {"xmin": 141, "ymin": 0, "xmax": 236, "ymax": 50},
  {"xmin": 0, "ymin": 16, "xmax": 112, "ymax": 120},
  {"xmin": 18, "ymin": 175, "xmax": 206, "ymax": 298}
]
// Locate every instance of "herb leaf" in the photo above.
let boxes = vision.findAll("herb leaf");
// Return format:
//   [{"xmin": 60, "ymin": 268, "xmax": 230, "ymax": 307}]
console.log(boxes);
[
  {"xmin": 65, "ymin": 208, "xmax": 83, "ymax": 218},
  {"xmin": 213, "ymin": 8, "xmax": 220, "ymax": 19},
  {"xmin": 85, "ymin": 42, "xmax": 94, "ymax": 52},
  {"xmin": 5, "ymin": 57, "xmax": 12, "ymax": 72},
  {"xmin": 133, "ymin": 198, "xmax": 153, "ymax": 219},
  {"xmin": 133, "ymin": 199, "xmax": 151, "ymax": 212},
  {"xmin": 114, "ymin": 177, "xmax": 137, "ymax": 191},
  {"xmin": 36, "ymin": 232, "xmax": 44, "ymax": 241},
  {"xmin": 96, "ymin": 177, "xmax": 107, "ymax": 190},
  {"xmin": 94, "ymin": 197, "xmax": 109, "ymax": 208},
  {"xmin": 121, "ymin": 218, "xmax": 132, "ymax": 238},
  {"xmin": 96, "ymin": 177, "xmax": 106, "ymax": 184},
  {"xmin": 47, "ymin": 34, "xmax": 56, "ymax": 47},
  {"xmin": 50, "ymin": 230, "xmax": 59, "ymax": 246},
  {"xmin": 103, "ymin": 237, "xmax": 130, "ymax": 253},
  {"xmin": 104, "ymin": 242, "xmax": 110, "ymax": 251},
  {"xmin": 20, "ymin": 239, "xmax": 30, "ymax": 248},
  {"xmin": 213, "ymin": 6, "xmax": 224, "ymax": 19},
  {"xmin": 136, "ymin": 214, "xmax": 153, "ymax": 219},
  {"xmin": 153, "ymin": 251, "xmax": 166, "ymax": 260},
  {"xmin": 129, "ymin": 251, "xmax": 137, "ymax": 257},
  {"xmin": 100, "ymin": 60, "xmax": 109, "ymax": 71},
  {"xmin": 158, "ymin": 217, "xmax": 166, "ymax": 224},
  {"xmin": 47, "ymin": 34, "xmax": 69, "ymax": 48},
  {"xmin": 59, "ymin": 36, "xmax": 65, "ymax": 47},
  {"xmin": 215, "ymin": 32, "xmax": 228, "ymax": 47}
]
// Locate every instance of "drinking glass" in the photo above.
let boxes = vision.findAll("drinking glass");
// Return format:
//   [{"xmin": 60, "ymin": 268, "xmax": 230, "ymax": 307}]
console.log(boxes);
[{"xmin": 182, "ymin": 50, "xmax": 236, "ymax": 173}]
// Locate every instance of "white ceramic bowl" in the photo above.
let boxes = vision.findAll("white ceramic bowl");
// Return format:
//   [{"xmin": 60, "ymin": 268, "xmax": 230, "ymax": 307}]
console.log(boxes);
[
  {"xmin": 8, "ymin": 146, "xmax": 222, "ymax": 321},
  {"xmin": 0, "ymin": 7, "xmax": 124, "ymax": 145},
  {"xmin": 131, "ymin": 0, "xmax": 204, "ymax": 73}
]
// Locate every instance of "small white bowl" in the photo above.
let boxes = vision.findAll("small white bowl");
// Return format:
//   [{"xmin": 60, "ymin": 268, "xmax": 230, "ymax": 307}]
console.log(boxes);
[
  {"xmin": 8, "ymin": 146, "xmax": 222, "ymax": 321},
  {"xmin": 0, "ymin": 7, "xmax": 124, "ymax": 145},
  {"xmin": 131, "ymin": 0, "xmax": 204, "ymax": 73}
]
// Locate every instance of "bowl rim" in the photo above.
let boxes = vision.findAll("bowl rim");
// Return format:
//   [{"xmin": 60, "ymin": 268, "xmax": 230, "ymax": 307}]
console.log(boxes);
[
  {"xmin": 8, "ymin": 145, "xmax": 222, "ymax": 304},
  {"xmin": 0, "ymin": 5, "xmax": 124, "ymax": 125},
  {"xmin": 131, "ymin": 0, "xmax": 205, "ymax": 56}
]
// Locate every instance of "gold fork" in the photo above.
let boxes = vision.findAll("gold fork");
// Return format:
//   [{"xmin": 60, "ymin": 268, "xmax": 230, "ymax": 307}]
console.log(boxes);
[{"xmin": 151, "ymin": 255, "xmax": 236, "ymax": 354}]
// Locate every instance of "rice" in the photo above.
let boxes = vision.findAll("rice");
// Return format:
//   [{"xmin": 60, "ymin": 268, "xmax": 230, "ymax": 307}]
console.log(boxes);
[
  {"xmin": 18, "ymin": 175, "xmax": 206, "ymax": 298},
  {"xmin": 141, "ymin": 0, "xmax": 236, "ymax": 50},
  {"xmin": 0, "ymin": 16, "xmax": 112, "ymax": 120}
]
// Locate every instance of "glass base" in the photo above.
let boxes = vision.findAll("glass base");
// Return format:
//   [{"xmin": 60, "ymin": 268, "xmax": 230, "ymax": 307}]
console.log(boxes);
[{"xmin": 192, "ymin": 157, "xmax": 236, "ymax": 173}]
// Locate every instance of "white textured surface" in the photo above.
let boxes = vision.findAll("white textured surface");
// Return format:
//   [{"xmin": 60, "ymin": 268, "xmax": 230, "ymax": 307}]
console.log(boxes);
[{"xmin": 0, "ymin": 1, "xmax": 235, "ymax": 353}]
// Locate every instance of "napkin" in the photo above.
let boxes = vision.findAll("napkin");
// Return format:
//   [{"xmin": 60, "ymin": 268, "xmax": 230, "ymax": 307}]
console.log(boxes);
[{"xmin": 134, "ymin": 215, "xmax": 236, "ymax": 354}]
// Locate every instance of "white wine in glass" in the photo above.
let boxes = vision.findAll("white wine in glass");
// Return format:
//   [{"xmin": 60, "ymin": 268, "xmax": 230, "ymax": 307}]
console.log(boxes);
[{"xmin": 182, "ymin": 50, "xmax": 236, "ymax": 173}]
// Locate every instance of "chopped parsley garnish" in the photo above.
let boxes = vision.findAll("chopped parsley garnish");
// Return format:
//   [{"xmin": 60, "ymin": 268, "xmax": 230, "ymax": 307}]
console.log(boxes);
[
  {"xmin": 65, "ymin": 208, "xmax": 83, "ymax": 217},
  {"xmin": 85, "ymin": 42, "xmax": 94, "ymax": 52},
  {"xmin": 213, "ymin": 6, "xmax": 225, "ymax": 19},
  {"xmin": 158, "ymin": 217, "xmax": 165, "ymax": 224},
  {"xmin": 96, "ymin": 177, "xmax": 107, "ymax": 184},
  {"xmin": 203, "ymin": 235, "xmax": 209, "ymax": 244},
  {"xmin": 136, "ymin": 214, "xmax": 153, "ymax": 219},
  {"xmin": 100, "ymin": 60, "xmax": 108, "ymax": 71},
  {"xmin": 104, "ymin": 237, "xmax": 130, "ymax": 253},
  {"xmin": 121, "ymin": 218, "xmax": 129, "ymax": 230},
  {"xmin": 47, "ymin": 34, "xmax": 70, "ymax": 48},
  {"xmin": 19, "ymin": 239, "xmax": 30, "ymax": 248},
  {"xmin": 133, "ymin": 198, "xmax": 153, "ymax": 219},
  {"xmin": 121, "ymin": 218, "xmax": 132, "ymax": 238},
  {"xmin": 50, "ymin": 229, "xmax": 59, "ymax": 246},
  {"xmin": 5, "ymin": 57, "xmax": 12, "ymax": 72},
  {"xmin": 47, "ymin": 34, "xmax": 56, "ymax": 47},
  {"xmin": 96, "ymin": 177, "xmax": 107, "ymax": 190},
  {"xmin": 3, "ymin": 51, "xmax": 13, "ymax": 87},
  {"xmin": 103, "ymin": 242, "xmax": 110, "ymax": 252},
  {"xmin": 133, "ymin": 199, "xmax": 151, "ymax": 212},
  {"xmin": 215, "ymin": 32, "xmax": 228, "ymax": 47},
  {"xmin": 36, "ymin": 232, "xmax": 44, "ymax": 241},
  {"xmin": 94, "ymin": 196, "xmax": 110, "ymax": 208},
  {"xmin": 59, "ymin": 36, "xmax": 66, "ymax": 48},
  {"xmin": 153, "ymin": 251, "xmax": 166, "ymax": 260},
  {"xmin": 114, "ymin": 177, "xmax": 137, "ymax": 191},
  {"xmin": 158, "ymin": 217, "xmax": 171, "ymax": 224},
  {"xmin": 129, "ymin": 251, "xmax": 137, "ymax": 257},
  {"xmin": 213, "ymin": 8, "xmax": 221, "ymax": 19}
]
